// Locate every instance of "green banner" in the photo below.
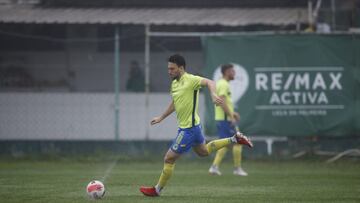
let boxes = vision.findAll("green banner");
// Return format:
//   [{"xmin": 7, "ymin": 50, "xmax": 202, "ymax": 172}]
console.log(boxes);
[{"xmin": 203, "ymin": 35, "xmax": 360, "ymax": 137}]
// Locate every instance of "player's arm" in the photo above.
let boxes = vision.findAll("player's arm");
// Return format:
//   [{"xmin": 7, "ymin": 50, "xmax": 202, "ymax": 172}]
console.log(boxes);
[
  {"xmin": 200, "ymin": 78, "xmax": 223, "ymax": 106},
  {"xmin": 219, "ymin": 96, "xmax": 240, "ymax": 131},
  {"xmin": 233, "ymin": 112, "xmax": 240, "ymax": 121},
  {"xmin": 150, "ymin": 101, "xmax": 175, "ymax": 125},
  {"xmin": 218, "ymin": 95, "xmax": 236, "ymax": 123}
]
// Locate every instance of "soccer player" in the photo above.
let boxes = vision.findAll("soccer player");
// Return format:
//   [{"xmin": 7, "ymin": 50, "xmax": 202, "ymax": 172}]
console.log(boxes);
[
  {"xmin": 208, "ymin": 64, "xmax": 248, "ymax": 176},
  {"xmin": 139, "ymin": 54, "xmax": 253, "ymax": 197}
]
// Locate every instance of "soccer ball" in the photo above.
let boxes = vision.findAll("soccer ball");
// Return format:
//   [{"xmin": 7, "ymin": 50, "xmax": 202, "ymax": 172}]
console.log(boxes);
[{"xmin": 86, "ymin": 180, "xmax": 105, "ymax": 200}]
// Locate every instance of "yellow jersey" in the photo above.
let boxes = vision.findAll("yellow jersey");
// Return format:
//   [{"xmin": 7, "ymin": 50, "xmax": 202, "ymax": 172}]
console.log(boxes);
[
  {"xmin": 214, "ymin": 78, "xmax": 234, "ymax": 121},
  {"xmin": 170, "ymin": 72, "xmax": 203, "ymax": 128}
]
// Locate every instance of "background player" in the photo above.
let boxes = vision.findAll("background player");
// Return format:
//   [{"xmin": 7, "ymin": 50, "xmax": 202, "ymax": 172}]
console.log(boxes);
[{"xmin": 208, "ymin": 64, "xmax": 248, "ymax": 176}]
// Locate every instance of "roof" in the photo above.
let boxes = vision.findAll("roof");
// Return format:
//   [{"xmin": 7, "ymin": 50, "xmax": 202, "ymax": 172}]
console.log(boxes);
[
  {"xmin": 0, "ymin": 5, "xmax": 307, "ymax": 26},
  {"xmin": 40, "ymin": 0, "xmax": 309, "ymax": 8}
]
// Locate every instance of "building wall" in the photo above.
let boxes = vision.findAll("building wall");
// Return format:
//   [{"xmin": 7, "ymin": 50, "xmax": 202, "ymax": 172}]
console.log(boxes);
[{"xmin": 0, "ymin": 92, "xmax": 206, "ymax": 140}]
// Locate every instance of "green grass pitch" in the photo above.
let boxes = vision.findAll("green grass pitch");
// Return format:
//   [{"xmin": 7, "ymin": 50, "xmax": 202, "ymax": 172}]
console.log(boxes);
[{"xmin": 1, "ymin": 158, "xmax": 359, "ymax": 203}]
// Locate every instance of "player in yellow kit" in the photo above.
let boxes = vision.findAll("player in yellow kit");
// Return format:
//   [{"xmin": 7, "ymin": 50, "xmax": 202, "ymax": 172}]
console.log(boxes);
[
  {"xmin": 209, "ymin": 64, "xmax": 248, "ymax": 176},
  {"xmin": 140, "ymin": 54, "xmax": 253, "ymax": 197}
]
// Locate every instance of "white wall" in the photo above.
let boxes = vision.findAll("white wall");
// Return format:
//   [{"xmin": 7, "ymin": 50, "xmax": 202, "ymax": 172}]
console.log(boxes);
[{"xmin": 0, "ymin": 93, "xmax": 205, "ymax": 140}]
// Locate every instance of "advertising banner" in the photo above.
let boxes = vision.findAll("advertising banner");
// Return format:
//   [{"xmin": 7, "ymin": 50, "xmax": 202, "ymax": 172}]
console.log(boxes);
[{"xmin": 203, "ymin": 35, "xmax": 360, "ymax": 136}]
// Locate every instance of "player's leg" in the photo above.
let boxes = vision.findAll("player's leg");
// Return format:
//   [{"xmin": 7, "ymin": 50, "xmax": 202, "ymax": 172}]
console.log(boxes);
[
  {"xmin": 205, "ymin": 133, "xmax": 254, "ymax": 154},
  {"xmin": 157, "ymin": 128, "xmax": 195, "ymax": 192},
  {"xmin": 209, "ymin": 121, "xmax": 231, "ymax": 175},
  {"xmin": 140, "ymin": 149, "xmax": 180, "ymax": 197},
  {"xmin": 156, "ymin": 149, "xmax": 180, "ymax": 192},
  {"xmin": 206, "ymin": 132, "xmax": 253, "ymax": 154},
  {"xmin": 228, "ymin": 122, "xmax": 249, "ymax": 176},
  {"xmin": 232, "ymin": 144, "xmax": 248, "ymax": 176},
  {"xmin": 233, "ymin": 144, "xmax": 242, "ymax": 168},
  {"xmin": 193, "ymin": 137, "xmax": 233, "ymax": 156},
  {"xmin": 140, "ymin": 128, "xmax": 191, "ymax": 197},
  {"xmin": 193, "ymin": 129, "xmax": 252, "ymax": 157},
  {"xmin": 209, "ymin": 147, "xmax": 228, "ymax": 175},
  {"xmin": 192, "ymin": 124, "xmax": 234, "ymax": 156},
  {"xmin": 213, "ymin": 147, "xmax": 228, "ymax": 166}
]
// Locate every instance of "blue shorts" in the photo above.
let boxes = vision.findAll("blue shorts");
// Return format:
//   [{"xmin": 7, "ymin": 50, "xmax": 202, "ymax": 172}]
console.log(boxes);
[
  {"xmin": 170, "ymin": 124, "xmax": 205, "ymax": 154},
  {"xmin": 216, "ymin": 121, "xmax": 236, "ymax": 139}
]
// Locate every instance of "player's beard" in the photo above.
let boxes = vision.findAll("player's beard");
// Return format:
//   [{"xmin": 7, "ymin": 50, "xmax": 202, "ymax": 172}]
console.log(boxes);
[
  {"xmin": 228, "ymin": 73, "xmax": 235, "ymax": 81},
  {"xmin": 170, "ymin": 73, "xmax": 180, "ymax": 80}
]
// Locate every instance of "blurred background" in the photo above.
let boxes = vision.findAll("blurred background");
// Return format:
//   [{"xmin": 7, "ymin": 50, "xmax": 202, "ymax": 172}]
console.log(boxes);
[{"xmin": 0, "ymin": 0, "xmax": 359, "ymax": 159}]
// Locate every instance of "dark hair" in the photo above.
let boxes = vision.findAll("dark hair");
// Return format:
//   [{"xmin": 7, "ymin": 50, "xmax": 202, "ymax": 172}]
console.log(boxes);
[
  {"xmin": 221, "ymin": 63, "xmax": 233, "ymax": 74},
  {"xmin": 168, "ymin": 54, "xmax": 186, "ymax": 69}
]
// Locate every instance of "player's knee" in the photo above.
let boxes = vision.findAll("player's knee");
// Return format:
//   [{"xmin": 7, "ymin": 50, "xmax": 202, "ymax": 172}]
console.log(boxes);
[
  {"xmin": 164, "ymin": 155, "xmax": 176, "ymax": 164},
  {"xmin": 198, "ymin": 153, "xmax": 208, "ymax": 157},
  {"xmin": 197, "ymin": 150, "xmax": 209, "ymax": 157}
]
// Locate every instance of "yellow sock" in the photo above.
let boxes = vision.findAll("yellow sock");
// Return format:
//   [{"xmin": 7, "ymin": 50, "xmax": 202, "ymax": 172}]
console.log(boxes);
[
  {"xmin": 212, "ymin": 147, "xmax": 228, "ymax": 166},
  {"xmin": 206, "ymin": 138, "xmax": 232, "ymax": 154},
  {"xmin": 157, "ymin": 163, "xmax": 175, "ymax": 189},
  {"xmin": 233, "ymin": 144, "xmax": 242, "ymax": 167}
]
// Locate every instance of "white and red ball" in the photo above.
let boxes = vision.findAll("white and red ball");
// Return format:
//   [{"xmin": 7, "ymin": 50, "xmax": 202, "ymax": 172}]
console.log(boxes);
[{"xmin": 86, "ymin": 180, "xmax": 105, "ymax": 200}]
